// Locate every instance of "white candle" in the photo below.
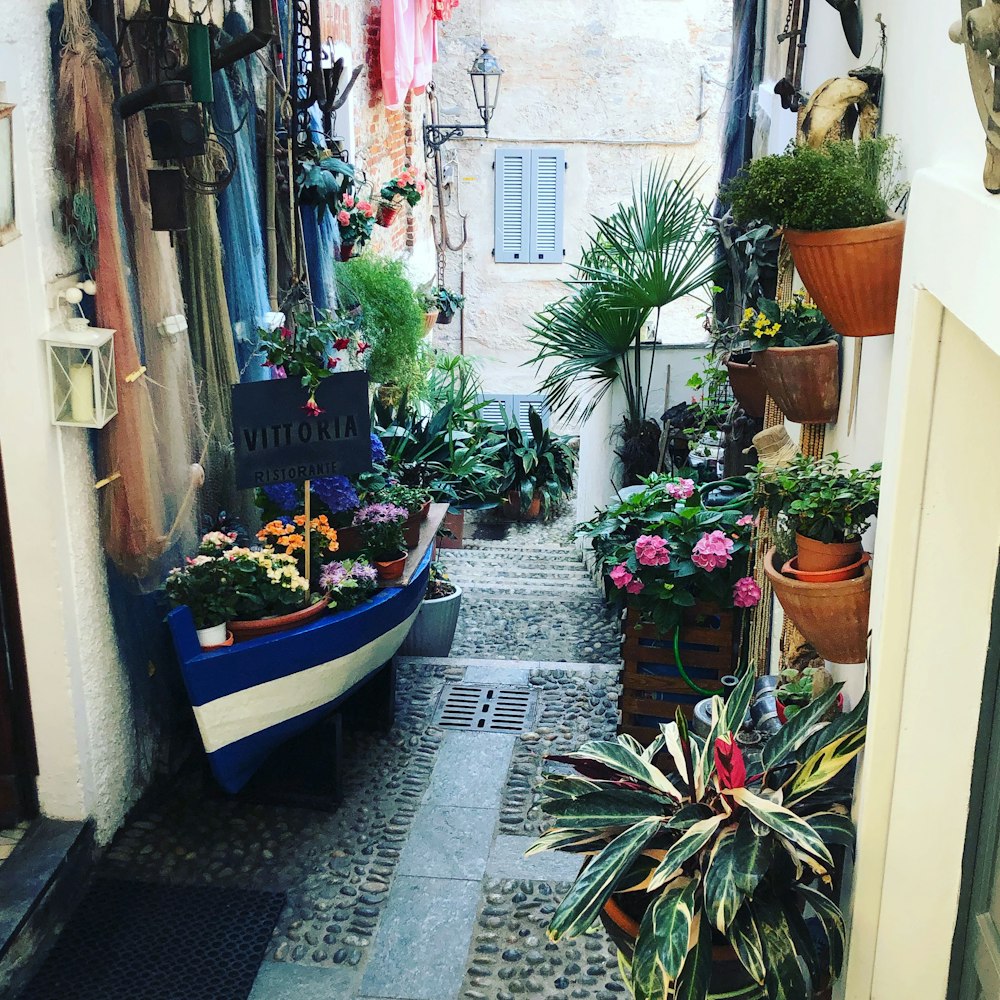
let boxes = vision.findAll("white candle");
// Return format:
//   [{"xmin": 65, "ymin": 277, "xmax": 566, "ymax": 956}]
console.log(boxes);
[{"xmin": 70, "ymin": 361, "xmax": 95, "ymax": 423}]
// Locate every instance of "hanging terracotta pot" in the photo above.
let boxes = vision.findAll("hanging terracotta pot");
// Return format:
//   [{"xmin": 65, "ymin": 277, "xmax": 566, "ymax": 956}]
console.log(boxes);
[
  {"xmin": 782, "ymin": 552, "xmax": 870, "ymax": 583},
  {"xmin": 794, "ymin": 533, "xmax": 862, "ymax": 573},
  {"xmin": 764, "ymin": 548, "xmax": 871, "ymax": 663},
  {"xmin": 339, "ymin": 241, "xmax": 357, "ymax": 261},
  {"xmin": 754, "ymin": 341, "xmax": 840, "ymax": 424},
  {"xmin": 376, "ymin": 202, "xmax": 400, "ymax": 227},
  {"xmin": 725, "ymin": 351, "xmax": 767, "ymax": 419},
  {"xmin": 423, "ymin": 310, "xmax": 439, "ymax": 334},
  {"xmin": 229, "ymin": 596, "xmax": 331, "ymax": 643},
  {"xmin": 782, "ymin": 218, "xmax": 905, "ymax": 338}
]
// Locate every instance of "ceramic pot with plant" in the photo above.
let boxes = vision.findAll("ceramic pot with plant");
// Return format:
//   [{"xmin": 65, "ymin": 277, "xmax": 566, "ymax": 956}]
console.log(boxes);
[
  {"xmin": 529, "ymin": 670, "xmax": 866, "ymax": 1000},
  {"xmin": 775, "ymin": 663, "xmax": 843, "ymax": 723},
  {"xmin": 496, "ymin": 407, "xmax": 576, "ymax": 522},
  {"xmin": 757, "ymin": 452, "xmax": 880, "ymax": 573},
  {"xmin": 354, "ymin": 502, "xmax": 409, "ymax": 579},
  {"xmin": 435, "ymin": 286, "xmax": 466, "ymax": 325},
  {"xmin": 724, "ymin": 350, "xmax": 767, "ymax": 419},
  {"xmin": 379, "ymin": 168, "xmax": 425, "ymax": 228},
  {"xmin": 318, "ymin": 558, "xmax": 380, "ymax": 611},
  {"xmin": 335, "ymin": 194, "xmax": 375, "ymax": 258},
  {"xmin": 163, "ymin": 531, "xmax": 240, "ymax": 648},
  {"xmin": 726, "ymin": 137, "xmax": 907, "ymax": 338},
  {"xmin": 378, "ymin": 485, "xmax": 432, "ymax": 549},
  {"xmin": 400, "ymin": 563, "xmax": 463, "ymax": 656},
  {"xmin": 743, "ymin": 294, "xmax": 840, "ymax": 424}
]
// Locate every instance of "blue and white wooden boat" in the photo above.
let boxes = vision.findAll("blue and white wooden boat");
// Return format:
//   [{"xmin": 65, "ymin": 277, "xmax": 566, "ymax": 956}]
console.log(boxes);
[{"xmin": 168, "ymin": 547, "xmax": 432, "ymax": 793}]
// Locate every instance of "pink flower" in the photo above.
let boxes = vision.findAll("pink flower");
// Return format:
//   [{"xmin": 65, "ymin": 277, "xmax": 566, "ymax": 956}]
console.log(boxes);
[
  {"xmin": 666, "ymin": 478, "xmax": 696, "ymax": 500},
  {"xmin": 358, "ymin": 200, "xmax": 375, "ymax": 218},
  {"xmin": 327, "ymin": 356, "xmax": 339, "ymax": 369},
  {"xmin": 357, "ymin": 341, "xmax": 370, "ymax": 355},
  {"xmin": 609, "ymin": 563, "xmax": 633, "ymax": 589},
  {"xmin": 733, "ymin": 577, "xmax": 762, "ymax": 608},
  {"xmin": 334, "ymin": 337, "xmax": 350, "ymax": 350},
  {"xmin": 714, "ymin": 734, "xmax": 747, "ymax": 790},
  {"xmin": 416, "ymin": 180, "xmax": 426, "ymax": 193},
  {"xmin": 280, "ymin": 326, "xmax": 294, "ymax": 341},
  {"xmin": 337, "ymin": 209, "xmax": 351, "ymax": 226},
  {"xmin": 737, "ymin": 514, "xmax": 755, "ymax": 527},
  {"xmin": 625, "ymin": 578, "xmax": 645, "ymax": 594},
  {"xmin": 274, "ymin": 365, "xmax": 287, "ymax": 379},
  {"xmin": 342, "ymin": 193, "xmax": 356, "ymax": 209},
  {"xmin": 635, "ymin": 535, "xmax": 670, "ymax": 567},
  {"xmin": 303, "ymin": 398, "xmax": 325, "ymax": 417},
  {"xmin": 692, "ymin": 530, "xmax": 734, "ymax": 572}
]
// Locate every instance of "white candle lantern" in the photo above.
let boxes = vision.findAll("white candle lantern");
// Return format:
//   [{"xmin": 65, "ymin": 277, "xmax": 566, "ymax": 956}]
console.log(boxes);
[{"xmin": 45, "ymin": 318, "xmax": 118, "ymax": 428}]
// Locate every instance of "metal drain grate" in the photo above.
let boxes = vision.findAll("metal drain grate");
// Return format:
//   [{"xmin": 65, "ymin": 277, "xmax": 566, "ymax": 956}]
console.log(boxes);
[{"xmin": 434, "ymin": 683, "xmax": 536, "ymax": 732}]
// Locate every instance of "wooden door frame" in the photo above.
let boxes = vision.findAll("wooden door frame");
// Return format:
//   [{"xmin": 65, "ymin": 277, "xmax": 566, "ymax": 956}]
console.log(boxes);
[{"xmin": 0, "ymin": 444, "xmax": 37, "ymax": 824}]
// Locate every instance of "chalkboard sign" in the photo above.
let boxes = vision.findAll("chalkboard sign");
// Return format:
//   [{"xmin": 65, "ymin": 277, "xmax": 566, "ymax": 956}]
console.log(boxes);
[{"xmin": 231, "ymin": 372, "xmax": 373, "ymax": 489}]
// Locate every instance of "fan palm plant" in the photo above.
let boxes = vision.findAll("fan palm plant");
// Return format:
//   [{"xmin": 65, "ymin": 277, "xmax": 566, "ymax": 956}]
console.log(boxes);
[{"xmin": 529, "ymin": 162, "xmax": 720, "ymax": 482}]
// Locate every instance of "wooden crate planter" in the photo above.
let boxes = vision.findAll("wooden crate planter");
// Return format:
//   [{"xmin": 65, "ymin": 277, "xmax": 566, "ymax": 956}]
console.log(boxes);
[{"xmin": 619, "ymin": 603, "xmax": 737, "ymax": 744}]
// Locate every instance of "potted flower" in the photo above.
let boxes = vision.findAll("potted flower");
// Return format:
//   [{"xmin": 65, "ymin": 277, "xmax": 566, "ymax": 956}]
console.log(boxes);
[
  {"xmin": 318, "ymin": 557, "xmax": 380, "ymax": 611},
  {"xmin": 377, "ymin": 168, "xmax": 425, "ymax": 226},
  {"xmin": 353, "ymin": 502, "xmax": 409, "ymax": 579},
  {"xmin": 399, "ymin": 562, "xmax": 463, "ymax": 657},
  {"xmin": 418, "ymin": 284, "xmax": 441, "ymax": 333},
  {"xmin": 435, "ymin": 286, "xmax": 465, "ymax": 325},
  {"xmin": 335, "ymin": 193, "xmax": 376, "ymax": 259},
  {"xmin": 775, "ymin": 663, "xmax": 842, "ymax": 722},
  {"xmin": 259, "ymin": 310, "xmax": 359, "ymax": 415},
  {"xmin": 743, "ymin": 293, "xmax": 840, "ymax": 424},
  {"xmin": 257, "ymin": 514, "xmax": 340, "ymax": 578},
  {"xmin": 529, "ymin": 671, "xmax": 867, "ymax": 1000},
  {"xmin": 163, "ymin": 532, "xmax": 240, "ymax": 648},
  {"xmin": 725, "ymin": 137, "xmax": 906, "ymax": 338},
  {"xmin": 378, "ymin": 484, "xmax": 432, "ymax": 548}
]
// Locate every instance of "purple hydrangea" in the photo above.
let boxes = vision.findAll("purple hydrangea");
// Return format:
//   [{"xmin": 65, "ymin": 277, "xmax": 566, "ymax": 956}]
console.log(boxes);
[
  {"xmin": 311, "ymin": 476, "xmax": 360, "ymax": 514},
  {"xmin": 370, "ymin": 433, "xmax": 387, "ymax": 466},
  {"xmin": 353, "ymin": 502, "xmax": 408, "ymax": 526},
  {"xmin": 351, "ymin": 561, "xmax": 378, "ymax": 585},
  {"xmin": 262, "ymin": 482, "xmax": 299, "ymax": 512}
]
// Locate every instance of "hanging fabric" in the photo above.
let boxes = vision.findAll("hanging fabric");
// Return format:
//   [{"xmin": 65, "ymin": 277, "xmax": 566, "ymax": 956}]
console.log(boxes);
[
  {"xmin": 56, "ymin": 1, "xmax": 167, "ymax": 581},
  {"xmin": 211, "ymin": 11, "xmax": 273, "ymax": 382},
  {"xmin": 380, "ymin": 0, "xmax": 417, "ymax": 110},
  {"xmin": 301, "ymin": 105, "xmax": 340, "ymax": 312},
  {"xmin": 412, "ymin": 0, "xmax": 436, "ymax": 96},
  {"xmin": 122, "ymin": 49, "xmax": 207, "ymax": 565}
]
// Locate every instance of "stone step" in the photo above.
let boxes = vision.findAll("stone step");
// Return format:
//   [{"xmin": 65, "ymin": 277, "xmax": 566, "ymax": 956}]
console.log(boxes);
[
  {"xmin": 442, "ymin": 555, "xmax": 588, "ymax": 574},
  {"xmin": 444, "ymin": 565, "xmax": 593, "ymax": 583}
]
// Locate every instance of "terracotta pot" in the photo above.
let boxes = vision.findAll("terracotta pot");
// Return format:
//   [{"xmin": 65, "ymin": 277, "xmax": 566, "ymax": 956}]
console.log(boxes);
[
  {"xmin": 403, "ymin": 512, "xmax": 421, "ymax": 549},
  {"xmin": 783, "ymin": 218, "xmax": 905, "ymax": 338},
  {"xmin": 339, "ymin": 241, "xmax": 357, "ymax": 261},
  {"xmin": 423, "ymin": 310, "xmax": 439, "ymax": 334},
  {"xmin": 783, "ymin": 552, "xmax": 870, "ymax": 583},
  {"xmin": 229, "ymin": 596, "xmax": 331, "ymax": 643},
  {"xmin": 764, "ymin": 548, "xmax": 871, "ymax": 663},
  {"xmin": 777, "ymin": 692, "xmax": 845, "ymax": 724},
  {"xmin": 754, "ymin": 341, "xmax": 840, "ymax": 424},
  {"xmin": 419, "ymin": 500, "xmax": 431, "ymax": 522},
  {"xmin": 601, "ymin": 898, "xmax": 757, "ymax": 994},
  {"xmin": 795, "ymin": 533, "xmax": 863, "ymax": 572},
  {"xmin": 336, "ymin": 523, "xmax": 365, "ymax": 555},
  {"xmin": 725, "ymin": 352, "xmax": 767, "ymax": 419},
  {"xmin": 438, "ymin": 509, "xmax": 465, "ymax": 549},
  {"xmin": 376, "ymin": 202, "xmax": 400, "ymax": 227},
  {"xmin": 375, "ymin": 553, "xmax": 407, "ymax": 581},
  {"xmin": 507, "ymin": 491, "xmax": 542, "ymax": 520}
]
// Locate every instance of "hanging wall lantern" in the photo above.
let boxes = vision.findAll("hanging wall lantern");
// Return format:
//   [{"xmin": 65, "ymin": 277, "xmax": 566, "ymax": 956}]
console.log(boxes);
[
  {"xmin": 45, "ymin": 317, "xmax": 117, "ymax": 429},
  {"xmin": 423, "ymin": 42, "xmax": 505, "ymax": 153}
]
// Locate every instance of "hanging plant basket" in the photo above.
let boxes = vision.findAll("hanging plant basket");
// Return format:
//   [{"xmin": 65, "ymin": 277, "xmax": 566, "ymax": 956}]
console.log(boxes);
[
  {"xmin": 376, "ymin": 202, "xmax": 401, "ymax": 227},
  {"xmin": 725, "ymin": 351, "xmax": 767, "ymax": 419},
  {"xmin": 423, "ymin": 309, "xmax": 440, "ymax": 334},
  {"xmin": 754, "ymin": 341, "xmax": 841, "ymax": 424},
  {"xmin": 339, "ymin": 241, "xmax": 357, "ymax": 262},
  {"xmin": 764, "ymin": 548, "xmax": 871, "ymax": 663},
  {"xmin": 229, "ymin": 596, "xmax": 331, "ymax": 643},
  {"xmin": 436, "ymin": 308, "xmax": 455, "ymax": 326},
  {"xmin": 783, "ymin": 218, "xmax": 905, "ymax": 338}
]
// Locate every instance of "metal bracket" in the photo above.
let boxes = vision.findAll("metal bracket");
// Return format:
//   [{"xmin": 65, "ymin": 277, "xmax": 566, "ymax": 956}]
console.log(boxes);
[{"xmin": 423, "ymin": 121, "xmax": 488, "ymax": 155}]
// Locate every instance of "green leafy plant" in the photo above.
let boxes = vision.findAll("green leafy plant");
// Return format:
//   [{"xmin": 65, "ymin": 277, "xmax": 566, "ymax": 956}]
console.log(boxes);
[
  {"xmin": 380, "ymin": 167, "xmax": 425, "ymax": 207},
  {"xmin": 435, "ymin": 286, "xmax": 465, "ymax": 318},
  {"xmin": 756, "ymin": 453, "xmax": 881, "ymax": 543},
  {"xmin": 335, "ymin": 195, "xmax": 376, "ymax": 248},
  {"xmin": 224, "ymin": 548, "xmax": 313, "ymax": 620},
  {"xmin": 377, "ymin": 483, "xmax": 431, "ymax": 516},
  {"xmin": 493, "ymin": 407, "xmax": 577, "ymax": 518},
  {"xmin": 426, "ymin": 561, "xmax": 457, "ymax": 600},
  {"xmin": 777, "ymin": 665, "xmax": 835, "ymax": 720},
  {"xmin": 742, "ymin": 294, "xmax": 836, "ymax": 353},
  {"xmin": 297, "ymin": 151, "xmax": 356, "ymax": 218},
  {"xmin": 163, "ymin": 532, "xmax": 240, "ymax": 628},
  {"xmin": 724, "ymin": 137, "xmax": 904, "ymax": 232},
  {"xmin": 338, "ymin": 256, "xmax": 426, "ymax": 391},
  {"xmin": 529, "ymin": 671, "xmax": 867, "ymax": 1000},
  {"xmin": 529, "ymin": 162, "xmax": 720, "ymax": 483}
]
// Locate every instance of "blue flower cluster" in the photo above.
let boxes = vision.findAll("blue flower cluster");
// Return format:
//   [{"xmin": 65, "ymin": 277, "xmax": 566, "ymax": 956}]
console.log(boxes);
[
  {"xmin": 371, "ymin": 432, "xmax": 387, "ymax": 466},
  {"xmin": 262, "ymin": 482, "xmax": 299, "ymax": 513},
  {"xmin": 311, "ymin": 476, "xmax": 360, "ymax": 514}
]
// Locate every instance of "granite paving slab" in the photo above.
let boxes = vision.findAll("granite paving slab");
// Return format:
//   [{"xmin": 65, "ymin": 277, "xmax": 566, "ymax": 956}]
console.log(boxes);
[
  {"xmin": 250, "ymin": 959, "xmax": 361, "ymax": 998},
  {"xmin": 359, "ymin": 876, "xmax": 482, "ymax": 1000},
  {"xmin": 425, "ymin": 732, "xmax": 516, "ymax": 807},
  {"xmin": 396, "ymin": 805, "xmax": 498, "ymax": 881},
  {"xmin": 486, "ymin": 836, "xmax": 584, "ymax": 882}
]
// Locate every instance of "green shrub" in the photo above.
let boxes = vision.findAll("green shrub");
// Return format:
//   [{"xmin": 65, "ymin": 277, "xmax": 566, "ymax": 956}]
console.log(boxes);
[
  {"xmin": 338, "ymin": 255, "xmax": 425, "ymax": 389},
  {"xmin": 724, "ymin": 137, "xmax": 903, "ymax": 232}
]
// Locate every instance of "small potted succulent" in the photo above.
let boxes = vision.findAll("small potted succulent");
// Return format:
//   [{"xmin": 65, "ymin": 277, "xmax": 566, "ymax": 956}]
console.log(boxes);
[
  {"xmin": 163, "ymin": 531, "xmax": 240, "ymax": 648},
  {"xmin": 335, "ymin": 193, "xmax": 376, "ymax": 259},
  {"xmin": 529, "ymin": 670, "xmax": 867, "ymax": 1000},
  {"xmin": 775, "ymin": 663, "xmax": 842, "ymax": 723},
  {"xmin": 435, "ymin": 286, "xmax": 466, "ymax": 325},
  {"xmin": 317, "ymin": 558, "xmax": 380, "ymax": 611},
  {"xmin": 400, "ymin": 562, "xmax": 463, "ymax": 657},
  {"xmin": 725, "ymin": 137, "xmax": 906, "ymax": 338},
  {"xmin": 757, "ymin": 453, "xmax": 880, "ymax": 663},
  {"xmin": 377, "ymin": 167, "xmax": 425, "ymax": 226},
  {"xmin": 353, "ymin": 502, "xmax": 409, "ymax": 579},
  {"xmin": 743, "ymin": 294, "xmax": 840, "ymax": 424}
]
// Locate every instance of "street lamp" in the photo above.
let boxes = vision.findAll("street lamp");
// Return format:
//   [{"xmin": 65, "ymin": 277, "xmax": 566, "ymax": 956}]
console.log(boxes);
[{"xmin": 424, "ymin": 44, "xmax": 504, "ymax": 154}]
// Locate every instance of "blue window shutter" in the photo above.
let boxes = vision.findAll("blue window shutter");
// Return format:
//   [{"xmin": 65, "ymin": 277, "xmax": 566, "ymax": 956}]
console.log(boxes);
[
  {"xmin": 529, "ymin": 148, "xmax": 565, "ymax": 264},
  {"xmin": 494, "ymin": 149, "xmax": 530, "ymax": 263}
]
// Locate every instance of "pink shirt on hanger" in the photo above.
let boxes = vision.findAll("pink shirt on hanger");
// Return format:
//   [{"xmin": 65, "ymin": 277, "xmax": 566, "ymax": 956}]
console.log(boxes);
[
  {"xmin": 381, "ymin": 0, "xmax": 416, "ymax": 110},
  {"xmin": 412, "ymin": 0, "xmax": 437, "ymax": 95}
]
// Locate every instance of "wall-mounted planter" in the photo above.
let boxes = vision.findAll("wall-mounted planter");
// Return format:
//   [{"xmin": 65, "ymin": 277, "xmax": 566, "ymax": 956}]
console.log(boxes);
[
  {"xmin": 376, "ymin": 202, "xmax": 400, "ymax": 227},
  {"xmin": 783, "ymin": 218, "xmax": 905, "ymax": 338},
  {"xmin": 764, "ymin": 548, "xmax": 871, "ymax": 663},
  {"xmin": 725, "ymin": 351, "xmax": 767, "ymax": 419},
  {"xmin": 755, "ymin": 341, "xmax": 840, "ymax": 424}
]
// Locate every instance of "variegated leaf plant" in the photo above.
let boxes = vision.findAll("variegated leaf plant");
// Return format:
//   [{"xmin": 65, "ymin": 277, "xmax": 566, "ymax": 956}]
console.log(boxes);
[{"xmin": 528, "ymin": 670, "xmax": 867, "ymax": 1000}]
